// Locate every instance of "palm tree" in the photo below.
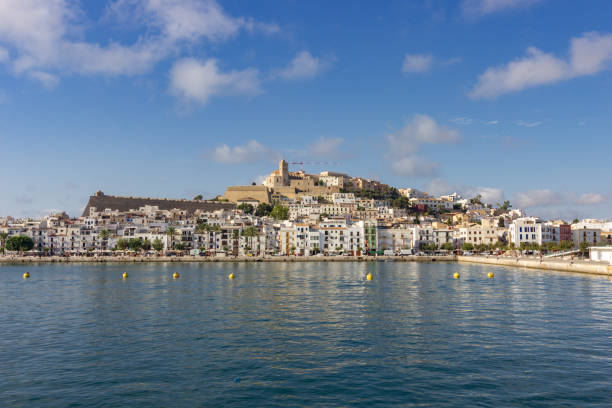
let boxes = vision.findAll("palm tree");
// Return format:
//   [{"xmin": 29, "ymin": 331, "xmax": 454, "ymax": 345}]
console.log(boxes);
[
  {"xmin": 241, "ymin": 227, "xmax": 259, "ymax": 255},
  {"xmin": 166, "ymin": 226, "xmax": 177, "ymax": 250},
  {"xmin": 98, "ymin": 229, "xmax": 110, "ymax": 251},
  {"xmin": 0, "ymin": 232, "xmax": 8, "ymax": 251}
]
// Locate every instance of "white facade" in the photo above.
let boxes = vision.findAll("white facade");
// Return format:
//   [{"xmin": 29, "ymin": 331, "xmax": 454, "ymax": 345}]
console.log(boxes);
[
  {"xmin": 508, "ymin": 217, "xmax": 542, "ymax": 246},
  {"xmin": 572, "ymin": 226, "xmax": 601, "ymax": 246},
  {"xmin": 331, "ymin": 193, "xmax": 356, "ymax": 204}
]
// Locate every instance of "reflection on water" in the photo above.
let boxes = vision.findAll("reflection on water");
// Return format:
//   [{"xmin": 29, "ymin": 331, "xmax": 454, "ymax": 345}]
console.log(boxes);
[{"xmin": 1, "ymin": 262, "xmax": 611, "ymax": 407}]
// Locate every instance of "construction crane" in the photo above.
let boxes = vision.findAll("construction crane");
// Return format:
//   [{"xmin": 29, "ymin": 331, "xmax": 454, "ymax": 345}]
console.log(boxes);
[{"xmin": 289, "ymin": 161, "xmax": 341, "ymax": 172}]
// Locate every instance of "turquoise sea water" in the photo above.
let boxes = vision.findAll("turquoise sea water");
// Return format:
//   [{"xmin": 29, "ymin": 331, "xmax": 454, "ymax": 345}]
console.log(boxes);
[{"xmin": 1, "ymin": 261, "xmax": 612, "ymax": 407}]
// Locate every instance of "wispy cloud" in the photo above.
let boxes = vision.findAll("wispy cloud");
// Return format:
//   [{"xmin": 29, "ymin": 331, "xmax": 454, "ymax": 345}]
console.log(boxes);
[
  {"xmin": 169, "ymin": 58, "xmax": 260, "ymax": 105},
  {"xmin": 210, "ymin": 140, "xmax": 279, "ymax": 164},
  {"xmin": 402, "ymin": 54, "xmax": 461, "ymax": 75},
  {"xmin": 449, "ymin": 116, "xmax": 474, "ymax": 125},
  {"xmin": 308, "ymin": 137, "xmax": 344, "ymax": 159},
  {"xmin": 514, "ymin": 120, "xmax": 542, "ymax": 127},
  {"xmin": 0, "ymin": 0, "xmax": 277, "ymax": 84},
  {"xmin": 470, "ymin": 32, "xmax": 612, "ymax": 99},
  {"xmin": 462, "ymin": 0, "xmax": 544, "ymax": 18},
  {"xmin": 277, "ymin": 51, "xmax": 333, "ymax": 80},
  {"xmin": 514, "ymin": 189, "xmax": 606, "ymax": 208},
  {"xmin": 402, "ymin": 54, "xmax": 434, "ymax": 74},
  {"xmin": 426, "ymin": 178, "xmax": 505, "ymax": 204},
  {"xmin": 387, "ymin": 114, "xmax": 459, "ymax": 177},
  {"xmin": 578, "ymin": 193, "xmax": 604, "ymax": 205}
]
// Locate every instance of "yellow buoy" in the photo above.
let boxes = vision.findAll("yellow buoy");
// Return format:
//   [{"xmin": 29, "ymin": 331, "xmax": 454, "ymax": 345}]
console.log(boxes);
[
  {"xmin": 366, "ymin": 273, "xmax": 373, "ymax": 281},
  {"xmin": 122, "ymin": 272, "xmax": 128, "ymax": 279},
  {"xmin": 23, "ymin": 272, "xmax": 30, "ymax": 279},
  {"xmin": 487, "ymin": 272, "xmax": 494, "ymax": 278},
  {"xmin": 453, "ymin": 272, "xmax": 460, "ymax": 279},
  {"xmin": 173, "ymin": 272, "xmax": 180, "ymax": 279},
  {"xmin": 228, "ymin": 273, "xmax": 235, "ymax": 279}
]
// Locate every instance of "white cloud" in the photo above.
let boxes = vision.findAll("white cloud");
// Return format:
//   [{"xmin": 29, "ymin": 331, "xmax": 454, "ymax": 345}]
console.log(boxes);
[
  {"xmin": 514, "ymin": 189, "xmax": 562, "ymax": 208},
  {"xmin": 106, "ymin": 0, "xmax": 276, "ymax": 43},
  {"xmin": 402, "ymin": 54, "xmax": 434, "ymax": 74},
  {"xmin": 462, "ymin": 0, "xmax": 543, "ymax": 17},
  {"xmin": 388, "ymin": 114, "xmax": 458, "ymax": 156},
  {"xmin": 486, "ymin": 120, "xmax": 500, "ymax": 125},
  {"xmin": 29, "ymin": 70, "xmax": 59, "ymax": 88},
  {"xmin": 514, "ymin": 189, "xmax": 606, "ymax": 209},
  {"xmin": 425, "ymin": 178, "xmax": 504, "ymax": 204},
  {"xmin": 169, "ymin": 58, "xmax": 260, "ymax": 105},
  {"xmin": 0, "ymin": 0, "xmax": 276, "ymax": 84},
  {"xmin": 470, "ymin": 32, "xmax": 612, "ymax": 99},
  {"xmin": 467, "ymin": 186, "xmax": 505, "ymax": 205},
  {"xmin": 392, "ymin": 157, "xmax": 439, "ymax": 178},
  {"xmin": 308, "ymin": 137, "xmax": 344, "ymax": 158},
  {"xmin": 211, "ymin": 140, "xmax": 277, "ymax": 164},
  {"xmin": 578, "ymin": 193, "xmax": 604, "ymax": 205},
  {"xmin": 450, "ymin": 116, "xmax": 474, "ymax": 125},
  {"xmin": 278, "ymin": 51, "xmax": 331, "ymax": 80},
  {"xmin": 0, "ymin": 46, "xmax": 8, "ymax": 62},
  {"xmin": 387, "ymin": 114, "xmax": 459, "ymax": 177},
  {"xmin": 514, "ymin": 120, "xmax": 542, "ymax": 127}
]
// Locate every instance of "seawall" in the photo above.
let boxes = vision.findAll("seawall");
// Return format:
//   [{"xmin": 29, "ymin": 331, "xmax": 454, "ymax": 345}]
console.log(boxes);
[
  {"xmin": 0, "ymin": 255, "xmax": 455, "ymax": 264},
  {"xmin": 458, "ymin": 255, "xmax": 612, "ymax": 276}
]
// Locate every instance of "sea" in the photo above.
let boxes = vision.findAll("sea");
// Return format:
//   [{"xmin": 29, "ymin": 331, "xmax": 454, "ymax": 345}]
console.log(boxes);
[{"xmin": 1, "ymin": 261, "xmax": 611, "ymax": 407}]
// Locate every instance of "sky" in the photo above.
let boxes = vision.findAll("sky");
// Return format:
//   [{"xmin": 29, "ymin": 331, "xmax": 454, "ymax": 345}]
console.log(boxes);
[{"xmin": 0, "ymin": 0, "xmax": 611, "ymax": 220}]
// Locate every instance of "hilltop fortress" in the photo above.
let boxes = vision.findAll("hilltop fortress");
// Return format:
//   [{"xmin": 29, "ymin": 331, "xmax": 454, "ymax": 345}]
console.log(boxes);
[{"xmin": 224, "ymin": 160, "xmax": 391, "ymax": 204}]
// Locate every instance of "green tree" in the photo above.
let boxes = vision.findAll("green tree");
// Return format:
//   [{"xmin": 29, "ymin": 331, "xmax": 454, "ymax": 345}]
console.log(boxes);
[
  {"xmin": 498, "ymin": 217, "xmax": 505, "ymax": 227},
  {"xmin": 572, "ymin": 218, "xmax": 580, "ymax": 224},
  {"xmin": 128, "ymin": 238, "xmax": 143, "ymax": 251},
  {"xmin": 142, "ymin": 238, "xmax": 152, "ymax": 251},
  {"xmin": 152, "ymin": 238, "xmax": 164, "ymax": 252},
  {"xmin": 166, "ymin": 226, "xmax": 177, "ymax": 249},
  {"xmin": 193, "ymin": 194, "xmax": 204, "ymax": 200},
  {"xmin": 174, "ymin": 242, "xmax": 186, "ymax": 251},
  {"xmin": 441, "ymin": 242, "xmax": 454, "ymax": 251},
  {"xmin": 237, "ymin": 203, "xmax": 254, "ymax": 214},
  {"xmin": 422, "ymin": 243, "xmax": 437, "ymax": 252},
  {"xmin": 241, "ymin": 226, "xmax": 259, "ymax": 254},
  {"xmin": 98, "ymin": 229, "xmax": 110, "ymax": 250},
  {"xmin": 0, "ymin": 232, "xmax": 9, "ymax": 249},
  {"xmin": 579, "ymin": 242, "xmax": 589, "ymax": 256},
  {"xmin": 475, "ymin": 243, "xmax": 488, "ymax": 253},
  {"xmin": 195, "ymin": 222, "xmax": 206, "ymax": 235},
  {"xmin": 270, "ymin": 205, "xmax": 289, "ymax": 220},
  {"xmin": 115, "ymin": 238, "xmax": 129, "ymax": 251},
  {"xmin": 391, "ymin": 196, "xmax": 411, "ymax": 209},
  {"xmin": 254, "ymin": 203, "xmax": 273, "ymax": 217},
  {"xmin": 497, "ymin": 200, "xmax": 512, "ymax": 211},
  {"xmin": 5, "ymin": 236, "xmax": 34, "ymax": 252},
  {"xmin": 559, "ymin": 240, "xmax": 573, "ymax": 250},
  {"xmin": 470, "ymin": 194, "xmax": 483, "ymax": 205},
  {"xmin": 462, "ymin": 242, "xmax": 474, "ymax": 251}
]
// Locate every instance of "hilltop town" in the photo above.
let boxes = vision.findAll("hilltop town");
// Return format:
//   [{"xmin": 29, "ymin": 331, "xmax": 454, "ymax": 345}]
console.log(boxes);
[{"xmin": 1, "ymin": 160, "xmax": 610, "ymax": 257}]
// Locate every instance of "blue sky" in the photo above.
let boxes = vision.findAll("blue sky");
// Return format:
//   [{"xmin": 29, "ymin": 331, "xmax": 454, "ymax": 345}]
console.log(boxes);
[{"xmin": 1, "ymin": 0, "xmax": 611, "ymax": 220}]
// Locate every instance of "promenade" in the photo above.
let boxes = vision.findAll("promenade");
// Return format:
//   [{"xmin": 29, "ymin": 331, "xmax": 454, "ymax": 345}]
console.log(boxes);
[
  {"xmin": 458, "ymin": 255, "xmax": 612, "ymax": 276},
  {"xmin": 4, "ymin": 254, "xmax": 612, "ymax": 277},
  {"xmin": 0, "ymin": 254, "xmax": 454, "ymax": 264}
]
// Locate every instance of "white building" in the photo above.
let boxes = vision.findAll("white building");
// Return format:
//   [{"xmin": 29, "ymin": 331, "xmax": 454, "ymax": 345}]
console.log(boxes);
[
  {"xmin": 572, "ymin": 225, "xmax": 601, "ymax": 246},
  {"xmin": 508, "ymin": 217, "xmax": 539, "ymax": 246},
  {"xmin": 331, "ymin": 192, "xmax": 356, "ymax": 204}
]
